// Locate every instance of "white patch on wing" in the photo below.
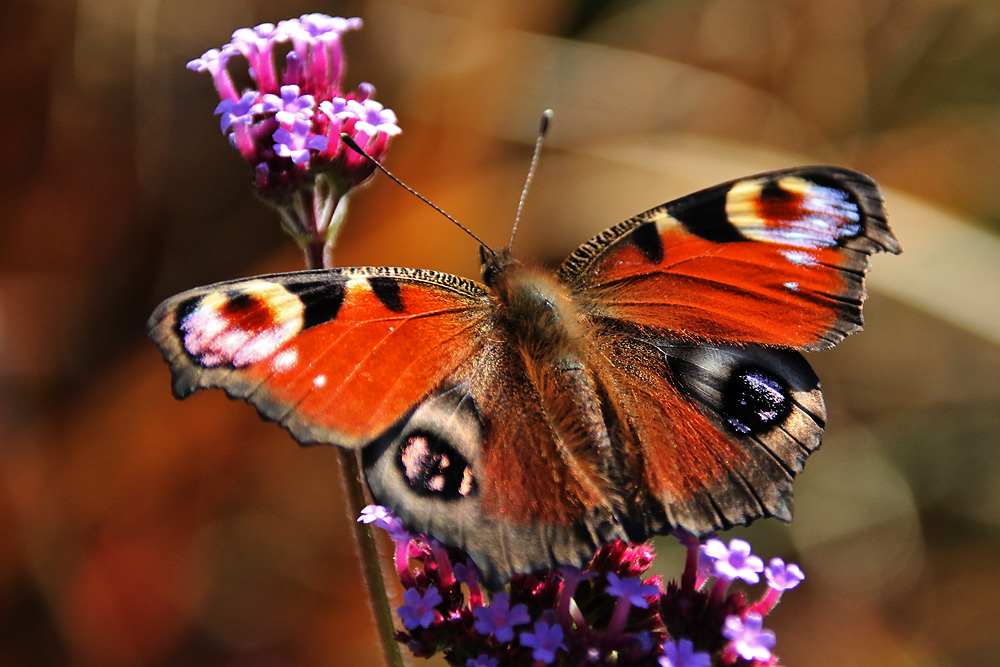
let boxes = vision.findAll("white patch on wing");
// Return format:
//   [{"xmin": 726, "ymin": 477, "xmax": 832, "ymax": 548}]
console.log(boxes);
[
  {"xmin": 784, "ymin": 281, "xmax": 800, "ymax": 291},
  {"xmin": 345, "ymin": 276, "xmax": 371, "ymax": 294},
  {"xmin": 272, "ymin": 348, "xmax": 299, "ymax": 373},
  {"xmin": 781, "ymin": 250, "xmax": 818, "ymax": 266},
  {"xmin": 652, "ymin": 212, "xmax": 684, "ymax": 233},
  {"xmin": 179, "ymin": 280, "xmax": 305, "ymax": 368},
  {"xmin": 313, "ymin": 374, "xmax": 327, "ymax": 388},
  {"xmin": 728, "ymin": 175, "xmax": 863, "ymax": 248}
]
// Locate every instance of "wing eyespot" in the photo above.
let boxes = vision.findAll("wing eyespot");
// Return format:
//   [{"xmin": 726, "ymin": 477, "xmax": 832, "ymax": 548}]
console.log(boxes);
[
  {"xmin": 397, "ymin": 430, "xmax": 477, "ymax": 499},
  {"xmin": 720, "ymin": 366, "xmax": 792, "ymax": 435}
]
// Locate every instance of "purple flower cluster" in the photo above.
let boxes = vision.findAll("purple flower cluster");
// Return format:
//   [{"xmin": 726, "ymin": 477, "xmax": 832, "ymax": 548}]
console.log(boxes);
[
  {"xmin": 360, "ymin": 506, "xmax": 804, "ymax": 666},
  {"xmin": 188, "ymin": 14, "xmax": 400, "ymax": 207}
]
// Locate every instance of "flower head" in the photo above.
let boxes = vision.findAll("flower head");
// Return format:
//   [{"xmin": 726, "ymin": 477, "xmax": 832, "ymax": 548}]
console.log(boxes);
[
  {"xmin": 360, "ymin": 507, "xmax": 802, "ymax": 665},
  {"xmin": 189, "ymin": 14, "xmax": 400, "ymax": 217}
]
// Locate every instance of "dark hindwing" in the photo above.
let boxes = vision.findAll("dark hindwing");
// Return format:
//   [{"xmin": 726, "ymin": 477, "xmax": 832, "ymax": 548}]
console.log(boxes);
[{"xmin": 592, "ymin": 334, "xmax": 824, "ymax": 537}]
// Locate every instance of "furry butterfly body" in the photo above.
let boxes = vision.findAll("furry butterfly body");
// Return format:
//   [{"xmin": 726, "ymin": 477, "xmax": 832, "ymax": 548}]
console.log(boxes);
[{"xmin": 149, "ymin": 166, "xmax": 900, "ymax": 586}]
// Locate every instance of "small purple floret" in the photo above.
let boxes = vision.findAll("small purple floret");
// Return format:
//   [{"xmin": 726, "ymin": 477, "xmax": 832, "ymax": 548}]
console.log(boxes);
[
  {"xmin": 273, "ymin": 118, "xmax": 327, "ymax": 163},
  {"xmin": 465, "ymin": 655, "xmax": 498, "ymax": 667},
  {"xmin": 605, "ymin": 572, "xmax": 659, "ymax": 609},
  {"xmin": 319, "ymin": 97, "xmax": 349, "ymax": 119},
  {"xmin": 215, "ymin": 91, "xmax": 260, "ymax": 133},
  {"xmin": 702, "ymin": 538, "xmax": 764, "ymax": 584},
  {"xmin": 332, "ymin": 98, "xmax": 402, "ymax": 137},
  {"xmin": 298, "ymin": 13, "xmax": 363, "ymax": 39},
  {"xmin": 723, "ymin": 612, "xmax": 776, "ymax": 662},
  {"xmin": 765, "ymin": 557, "xmax": 805, "ymax": 591},
  {"xmin": 472, "ymin": 592, "xmax": 530, "ymax": 643},
  {"xmin": 397, "ymin": 587, "xmax": 443, "ymax": 630},
  {"xmin": 357, "ymin": 505, "xmax": 410, "ymax": 541},
  {"xmin": 520, "ymin": 620, "xmax": 566, "ymax": 664},
  {"xmin": 452, "ymin": 562, "xmax": 479, "ymax": 585},
  {"xmin": 261, "ymin": 85, "xmax": 316, "ymax": 126},
  {"xmin": 186, "ymin": 46, "xmax": 236, "ymax": 73},
  {"xmin": 230, "ymin": 23, "xmax": 281, "ymax": 51},
  {"xmin": 659, "ymin": 638, "xmax": 712, "ymax": 667}
]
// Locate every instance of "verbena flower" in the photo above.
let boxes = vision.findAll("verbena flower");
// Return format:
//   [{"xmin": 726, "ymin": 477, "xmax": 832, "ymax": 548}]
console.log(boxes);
[
  {"xmin": 362, "ymin": 505, "xmax": 805, "ymax": 666},
  {"xmin": 721, "ymin": 612, "xmax": 776, "ymax": 663},
  {"xmin": 660, "ymin": 638, "xmax": 712, "ymax": 667},
  {"xmin": 520, "ymin": 620, "xmax": 566, "ymax": 664},
  {"xmin": 188, "ymin": 14, "xmax": 401, "ymax": 264},
  {"xmin": 398, "ymin": 587, "xmax": 444, "ymax": 630},
  {"xmin": 751, "ymin": 558, "xmax": 805, "ymax": 616},
  {"xmin": 702, "ymin": 538, "xmax": 765, "ymax": 584},
  {"xmin": 473, "ymin": 593, "xmax": 530, "ymax": 642}
]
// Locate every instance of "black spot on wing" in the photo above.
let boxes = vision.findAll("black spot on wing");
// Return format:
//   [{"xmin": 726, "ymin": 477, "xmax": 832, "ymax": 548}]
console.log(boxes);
[
  {"xmin": 223, "ymin": 291, "xmax": 256, "ymax": 313},
  {"xmin": 285, "ymin": 280, "xmax": 346, "ymax": 330},
  {"xmin": 369, "ymin": 276, "xmax": 404, "ymax": 313},
  {"xmin": 174, "ymin": 295, "xmax": 201, "ymax": 344},
  {"xmin": 760, "ymin": 177, "xmax": 794, "ymax": 203},
  {"xmin": 667, "ymin": 185, "xmax": 746, "ymax": 243},
  {"xmin": 720, "ymin": 366, "xmax": 792, "ymax": 436},
  {"xmin": 396, "ymin": 430, "xmax": 476, "ymax": 500},
  {"xmin": 629, "ymin": 221, "xmax": 664, "ymax": 263}
]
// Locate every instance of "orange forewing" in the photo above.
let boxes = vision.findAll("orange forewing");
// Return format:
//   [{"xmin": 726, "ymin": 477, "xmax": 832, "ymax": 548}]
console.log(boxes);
[
  {"xmin": 583, "ymin": 230, "xmax": 856, "ymax": 349},
  {"xmin": 252, "ymin": 283, "xmax": 488, "ymax": 443},
  {"xmin": 149, "ymin": 270, "xmax": 490, "ymax": 448}
]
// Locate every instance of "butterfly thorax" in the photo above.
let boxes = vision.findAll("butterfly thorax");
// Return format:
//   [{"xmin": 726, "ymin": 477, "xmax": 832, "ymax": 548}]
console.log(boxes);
[{"xmin": 481, "ymin": 247, "xmax": 589, "ymax": 361}]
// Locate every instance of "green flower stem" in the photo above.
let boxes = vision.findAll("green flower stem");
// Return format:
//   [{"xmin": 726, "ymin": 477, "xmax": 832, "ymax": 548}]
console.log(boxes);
[{"xmin": 299, "ymin": 191, "xmax": 403, "ymax": 667}]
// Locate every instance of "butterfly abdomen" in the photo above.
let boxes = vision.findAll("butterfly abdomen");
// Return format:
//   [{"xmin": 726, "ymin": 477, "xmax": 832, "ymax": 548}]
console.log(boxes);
[{"xmin": 482, "ymin": 260, "xmax": 619, "ymax": 507}]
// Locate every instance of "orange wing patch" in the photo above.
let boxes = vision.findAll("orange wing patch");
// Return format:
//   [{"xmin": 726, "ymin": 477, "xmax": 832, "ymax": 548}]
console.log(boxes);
[
  {"xmin": 149, "ymin": 269, "xmax": 490, "ymax": 448},
  {"xmin": 584, "ymin": 223, "xmax": 857, "ymax": 349},
  {"xmin": 269, "ymin": 281, "xmax": 487, "ymax": 443}
]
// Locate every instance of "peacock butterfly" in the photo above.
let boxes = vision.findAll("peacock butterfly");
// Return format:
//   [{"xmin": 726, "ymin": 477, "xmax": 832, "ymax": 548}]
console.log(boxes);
[{"xmin": 148, "ymin": 165, "xmax": 900, "ymax": 586}]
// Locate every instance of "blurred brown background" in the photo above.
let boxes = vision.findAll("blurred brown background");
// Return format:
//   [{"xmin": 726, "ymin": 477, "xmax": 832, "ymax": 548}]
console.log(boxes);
[{"xmin": 2, "ymin": 0, "xmax": 999, "ymax": 665}]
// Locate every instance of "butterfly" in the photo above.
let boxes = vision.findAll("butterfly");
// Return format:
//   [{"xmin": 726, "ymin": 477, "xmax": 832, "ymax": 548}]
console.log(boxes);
[{"xmin": 148, "ymin": 166, "xmax": 900, "ymax": 587}]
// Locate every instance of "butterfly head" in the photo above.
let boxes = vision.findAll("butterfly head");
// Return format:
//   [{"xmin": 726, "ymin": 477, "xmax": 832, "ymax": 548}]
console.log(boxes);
[{"xmin": 480, "ymin": 245, "xmax": 520, "ymax": 289}]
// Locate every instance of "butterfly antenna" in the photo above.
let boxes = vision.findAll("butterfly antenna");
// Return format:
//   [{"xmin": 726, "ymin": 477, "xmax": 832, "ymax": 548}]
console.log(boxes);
[
  {"xmin": 508, "ymin": 109, "xmax": 552, "ymax": 249},
  {"xmin": 339, "ymin": 134, "xmax": 494, "ymax": 253}
]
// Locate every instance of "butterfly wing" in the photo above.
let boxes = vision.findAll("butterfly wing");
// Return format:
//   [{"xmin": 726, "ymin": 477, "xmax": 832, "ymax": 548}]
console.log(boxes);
[
  {"xmin": 150, "ymin": 267, "xmax": 626, "ymax": 584},
  {"xmin": 561, "ymin": 166, "xmax": 900, "ymax": 350},
  {"xmin": 147, "ymin": 267, "xmax": 491, "ymax": 448},
  {"xmin": 592, "ymin": 335, "xmax": 824, "ymax": 535},
  {"xmin": 562, "ymin": 166, "xmax": 899, "ymax": 536}
]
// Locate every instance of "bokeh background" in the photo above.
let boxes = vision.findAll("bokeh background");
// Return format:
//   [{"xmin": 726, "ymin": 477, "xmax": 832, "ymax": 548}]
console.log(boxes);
[{"xmin": 2, "ymin": 0, "xmax": 999, "ymax": 665}]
